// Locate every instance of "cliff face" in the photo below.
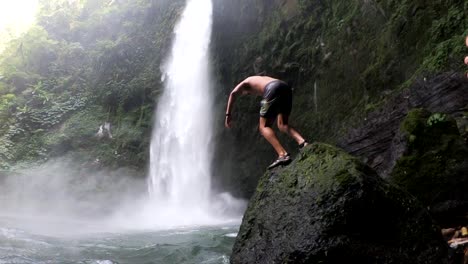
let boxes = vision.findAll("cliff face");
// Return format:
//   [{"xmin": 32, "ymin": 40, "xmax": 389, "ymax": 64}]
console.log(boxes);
[
  {"xmin": 339, "ymin": 73, "xmax": 468, "ymax": 177},
  {"xmin": 231, "ymin": 143, "xmax": 448, "ymax": 264},
  {"xmin": 211, "ymin": 0, "xmax": 468, "ymax": 197}
]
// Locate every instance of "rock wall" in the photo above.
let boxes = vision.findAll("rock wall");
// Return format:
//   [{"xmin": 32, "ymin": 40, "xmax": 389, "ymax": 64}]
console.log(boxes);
[
  {"xmin": 211, "ymin": 0, "xmax": 468, "ymax": 198},
  {"xmin": 339, "ymin": 73, "xmax": 468, "ymax": 177}
]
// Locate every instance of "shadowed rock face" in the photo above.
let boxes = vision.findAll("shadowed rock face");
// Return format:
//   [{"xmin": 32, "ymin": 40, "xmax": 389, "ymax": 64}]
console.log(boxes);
[
  {"xmin": 389, "ymin": 109, "xmax": 468, "ymax": 227},
  {"xmin": 211, "ymin": 0, "xmax": 468, "ymax": 199},
  {"xmin": 231, "ymin": 143, "xmax": 447, "ymax": 264},
  {"xmin": 338, "ymin": 73, "xmax": 468, "ymax": 226},
  {"xmin": 339, "ymin": 73, "xmax": 468, "ymax": 177}
]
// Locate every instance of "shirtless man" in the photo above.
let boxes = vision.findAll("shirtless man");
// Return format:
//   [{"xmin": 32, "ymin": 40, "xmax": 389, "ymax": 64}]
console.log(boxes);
[
  {"xmin": 465, "ymin": 36, "xmax": 468, "ymax": 77},
  {"xmin": 225, "ymin": 76, "xmax": 308, "ymax": 169}
]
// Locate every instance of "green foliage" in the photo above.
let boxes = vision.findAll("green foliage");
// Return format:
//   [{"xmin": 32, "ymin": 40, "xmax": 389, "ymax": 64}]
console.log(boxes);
[
  {"xmin": 427, "ymin": 113, "xmax": 446, "ymax": 126},
  {"xmin": 0, "ymin": 94, "xmax": 16, "ymax": 115},
  {"xmin": 400, "ymin": 108, "xmax": 430, "ymax": 135},
  {"xmin": 0, "ymin": 0, "xmax": 184, "ymax": 169}
]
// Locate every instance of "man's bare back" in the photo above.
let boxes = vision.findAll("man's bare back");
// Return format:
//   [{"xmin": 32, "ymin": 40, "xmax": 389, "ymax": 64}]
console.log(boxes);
[{"xmin": 237, "ymin": 76, "xmax": 278, "ymax": 96}]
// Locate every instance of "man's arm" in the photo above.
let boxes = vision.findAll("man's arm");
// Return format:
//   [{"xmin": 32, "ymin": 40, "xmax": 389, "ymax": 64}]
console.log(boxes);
[{"xmin": 225, "ymin": 79, "xmax": 248, "ymax": 128}]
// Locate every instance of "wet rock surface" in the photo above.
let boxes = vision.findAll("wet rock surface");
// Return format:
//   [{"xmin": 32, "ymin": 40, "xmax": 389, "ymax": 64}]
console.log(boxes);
[
  {"xmin": 338, "ymin": 73, "xmax": 468, "ymax": 227},
  {"xmin": 389, "ymin": 109, "xmax": 468, "ymax": 227},
  {"xmin": 339, "ymin": 72, "xmax": 468, "ymax": 177},
  {"xmin": 231, "ymin": 143, "xmax": 448, "ymax": 264}
]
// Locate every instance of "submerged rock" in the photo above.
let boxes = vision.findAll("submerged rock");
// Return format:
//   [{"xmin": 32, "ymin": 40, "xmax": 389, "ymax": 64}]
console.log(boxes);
[{"xmin": 231, "ymin": 143, "xmax": 447, "ymax": 264}]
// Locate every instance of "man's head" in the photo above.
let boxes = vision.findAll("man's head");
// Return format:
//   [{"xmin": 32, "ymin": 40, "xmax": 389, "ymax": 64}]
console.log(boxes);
[{"xmin": 466, "ymin": 35, "xmax": 468, "ymax": 47}]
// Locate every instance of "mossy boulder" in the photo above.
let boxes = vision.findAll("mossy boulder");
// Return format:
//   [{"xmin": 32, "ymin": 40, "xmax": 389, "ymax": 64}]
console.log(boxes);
[
  {"xmin": 390, "ymin": 109, "xmax": 468, "ymax": 226},
  {"xmin": 231, "ymin": 143, "xmax": 447, "ymax": 264}
]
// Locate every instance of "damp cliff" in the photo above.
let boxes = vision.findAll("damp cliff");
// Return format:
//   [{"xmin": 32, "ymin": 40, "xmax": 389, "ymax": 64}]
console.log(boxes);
[
  {"xmin": 337, "ymin": 73, "xmax": 468, "ymax": 227},
  {"xmin": 211, "ymin": 0, "xmax": 468, "ymax": 198}
]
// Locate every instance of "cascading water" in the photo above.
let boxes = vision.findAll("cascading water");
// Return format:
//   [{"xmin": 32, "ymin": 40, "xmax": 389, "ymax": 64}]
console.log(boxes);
[{"xmin": 145, "ymin": 0, "xmax": 232, "ymax": 226}]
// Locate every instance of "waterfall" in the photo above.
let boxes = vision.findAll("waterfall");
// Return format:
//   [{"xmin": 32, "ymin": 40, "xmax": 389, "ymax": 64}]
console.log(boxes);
[{"xmin": 146, "ymin": 0, "xmax": 215, "ymax": 222}]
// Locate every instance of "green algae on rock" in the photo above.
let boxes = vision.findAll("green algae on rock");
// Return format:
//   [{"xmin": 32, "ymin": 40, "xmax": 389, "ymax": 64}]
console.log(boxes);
[
  {"xmin": 391, "ymin": 109, "xmax": 468, "ymax": 226},
  {"xmin": 231, "ymin": 143, "xmax": 447, "ymax": 264}
]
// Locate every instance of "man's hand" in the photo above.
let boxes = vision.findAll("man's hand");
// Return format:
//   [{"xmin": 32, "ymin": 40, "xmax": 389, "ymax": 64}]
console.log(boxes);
[{"xmin": 225, "ymin": 115, "xmax": 232, "ymax": 128}]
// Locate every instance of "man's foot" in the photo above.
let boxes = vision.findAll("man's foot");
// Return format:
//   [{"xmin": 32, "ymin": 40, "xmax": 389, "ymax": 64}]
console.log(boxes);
[
  {"xmin": 267, "ymin": 154, "xmax": 291, "ymax": 170},
  {"xmin": 299, "ymin": 140, "xmax": 309, "ymax": 150}
]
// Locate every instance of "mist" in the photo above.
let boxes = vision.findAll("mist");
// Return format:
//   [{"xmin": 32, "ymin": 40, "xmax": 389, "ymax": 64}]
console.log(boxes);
[
  {"xmin": 0, "ymin": 156, "xmax": 245, "ymax": 237},
  {"xmin": 0, "ymin": 158, "xmax": 148, "ymax": 234}
]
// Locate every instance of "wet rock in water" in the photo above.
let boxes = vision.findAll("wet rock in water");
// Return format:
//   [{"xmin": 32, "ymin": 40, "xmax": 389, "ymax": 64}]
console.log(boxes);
[{"xmin": 231, "ymin": 143, "xmax": 448, "ymax": 264}]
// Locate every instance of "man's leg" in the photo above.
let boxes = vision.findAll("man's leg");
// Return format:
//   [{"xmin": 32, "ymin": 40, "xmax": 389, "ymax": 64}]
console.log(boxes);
[
  {"xmin": 259, "ymin": 117, "xmax": 288, "ymax": 157},
  {"xmin": 277, "ymin": 113, "xmax": 307, "ymax": 145}
]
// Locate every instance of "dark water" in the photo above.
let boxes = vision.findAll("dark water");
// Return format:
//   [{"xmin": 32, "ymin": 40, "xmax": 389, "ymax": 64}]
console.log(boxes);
[{"xmin": 0, "ymin": 216, "xmax": 238, "ymax": 264}]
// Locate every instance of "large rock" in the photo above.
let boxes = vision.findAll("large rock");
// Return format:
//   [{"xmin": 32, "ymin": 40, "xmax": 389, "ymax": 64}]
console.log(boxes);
[{"xmin": 231, "ymin": 143, "xmax": 448, "ymax": 264}]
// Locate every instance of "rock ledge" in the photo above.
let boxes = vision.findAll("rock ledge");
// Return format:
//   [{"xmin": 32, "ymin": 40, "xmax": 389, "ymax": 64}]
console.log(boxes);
[{"xmin": 231, "ymin": 143, "xmax": 447, "ymax": 264}]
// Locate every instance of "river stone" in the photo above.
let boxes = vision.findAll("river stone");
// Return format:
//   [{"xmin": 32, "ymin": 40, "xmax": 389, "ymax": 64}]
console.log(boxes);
[{"xmin": 231, "ymin": 143, "xmax": 448, "ymax": 264}]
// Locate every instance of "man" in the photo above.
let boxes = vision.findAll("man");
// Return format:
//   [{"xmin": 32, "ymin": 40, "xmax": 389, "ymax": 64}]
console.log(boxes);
[
  {"xmin": 465, "ymin": 35, "xmax": 468, "ymax": 78},
  {"xmin": 225, "ymin": 76, "xmax": 308, "ymax": 169}
]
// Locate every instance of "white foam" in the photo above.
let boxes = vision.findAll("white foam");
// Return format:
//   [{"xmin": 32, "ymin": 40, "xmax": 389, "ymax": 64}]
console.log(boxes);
[{"xmin": 224, "ymin": 233, "xmax": 238, "ymax": 238}]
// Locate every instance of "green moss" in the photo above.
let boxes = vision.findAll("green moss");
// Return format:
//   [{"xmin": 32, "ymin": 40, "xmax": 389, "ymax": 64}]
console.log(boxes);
[
  {"xmin": 391, "ymin": 109, "xmax": 468, "ymax": 206},
  {"xmin": 247, "ymin": 143, "xmax": 368, "ymax": 228},
  {"xmin": 265, "ymin": 144, "xmax": 364, "ymax": 198},
  {"xmin": 233, "ymin": 141, "xmax": 447, "ymax": 263},
  {"xmin": 400, "ymin": 108, "xmax": 430, "ymax": 135}
]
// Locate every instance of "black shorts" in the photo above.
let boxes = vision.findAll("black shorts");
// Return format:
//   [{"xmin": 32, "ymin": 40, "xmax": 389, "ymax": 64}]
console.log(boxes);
[{"xmin": 259, "ymin": 80, "xmax": 292, "ymax": 118}]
